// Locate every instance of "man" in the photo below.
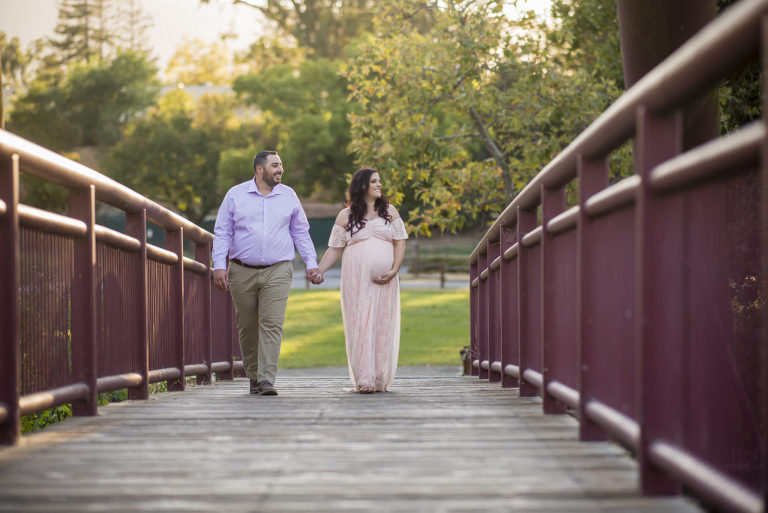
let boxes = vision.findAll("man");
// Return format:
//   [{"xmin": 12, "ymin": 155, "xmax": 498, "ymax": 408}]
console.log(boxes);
[{"xmin": 213, "ymin": 151, "xmax": 319, "ymax": 396}]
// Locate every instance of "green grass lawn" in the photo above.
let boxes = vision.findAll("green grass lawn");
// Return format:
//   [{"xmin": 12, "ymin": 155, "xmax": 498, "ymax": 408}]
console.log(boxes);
[{"xmin": 280, "ymin": 288, "xmax": 470, "ymax": 369}]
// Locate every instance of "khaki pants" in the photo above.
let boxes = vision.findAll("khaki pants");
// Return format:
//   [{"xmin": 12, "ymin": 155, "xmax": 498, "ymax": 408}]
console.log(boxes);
[{"xmin": 228, "ymin": 261, "xmax": 293, "ymax": 384}]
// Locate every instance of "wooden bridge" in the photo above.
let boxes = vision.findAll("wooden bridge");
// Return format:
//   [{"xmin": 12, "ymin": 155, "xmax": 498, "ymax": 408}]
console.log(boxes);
[
  {"xmin": 0, "ymin": 372, "xmax": 704, "ymax": 512},
  {"xmin": 1, "ymin": 1, "xmax": 767, "ymax": 512}
]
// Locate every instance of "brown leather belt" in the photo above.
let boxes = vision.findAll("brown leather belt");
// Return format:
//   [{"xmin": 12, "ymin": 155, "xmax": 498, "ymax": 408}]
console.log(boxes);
[{"xmin": 230, "ymin": 258, "xmax": 273, "ymax": 270}]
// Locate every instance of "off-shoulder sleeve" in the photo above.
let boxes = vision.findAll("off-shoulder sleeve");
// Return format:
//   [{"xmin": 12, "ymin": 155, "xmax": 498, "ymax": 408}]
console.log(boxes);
[
  {"xmin": 391, "ymin": 218, "xmax": 409, "ymax": 240},
  {"xmin": 328, "ymin": 224, "xmax": 348, "ymax": 248}
]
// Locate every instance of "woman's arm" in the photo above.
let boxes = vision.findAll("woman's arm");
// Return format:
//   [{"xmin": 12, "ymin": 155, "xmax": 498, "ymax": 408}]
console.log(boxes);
[
  {"xmin": 317, "ymin": 246, "xmax": 343, "ymax": 275},
  {"xmin": 373, "ymin": 239, "xmax": 405, "ymax": 285}
]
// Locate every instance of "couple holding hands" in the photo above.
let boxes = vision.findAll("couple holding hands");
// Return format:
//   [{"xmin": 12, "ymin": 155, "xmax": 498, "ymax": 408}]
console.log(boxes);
[{"xmin": 212, "ymin": 151, "xmax": 408, "ymax": 396}]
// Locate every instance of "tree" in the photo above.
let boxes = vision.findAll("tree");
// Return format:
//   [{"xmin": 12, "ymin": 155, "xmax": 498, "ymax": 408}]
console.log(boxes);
[
  {"xmin": 233, "ymin": 58, "xmax": 355, "ymax": 199},
  {"xmin": 47, "ymin": 0, "xmax": 117, "ymax": 67},
  {"xmin": 105, "ymin": 90, "xmax": 222, "ymax": 224},
  {"xmin": 204, "ymin": 0, "xmax": 376, "ymax": 59},
  {"xmin": 165, "ymin": 38, "xmax": 233, "ymax": 86},
  {"xmin": 344, "ymin": 0, "xmax": 624, "ymax": 234},
  {"xmin": 115, "ymin": 0, "xmax": 153, "ymax": 53},
  {"xmin": 8, "ymin": 50, "xmax": 160, "ymax": 149}
]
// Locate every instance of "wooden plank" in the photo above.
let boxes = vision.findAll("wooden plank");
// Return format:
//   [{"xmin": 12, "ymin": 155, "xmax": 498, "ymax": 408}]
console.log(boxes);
[{"xmin": 0, "ymin": 376, "xmax": 703, "ymax": 512}]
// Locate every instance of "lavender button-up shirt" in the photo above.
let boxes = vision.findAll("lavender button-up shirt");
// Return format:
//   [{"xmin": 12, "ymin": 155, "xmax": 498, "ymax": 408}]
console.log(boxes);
[{"xmin": 212, "ymin": 180, "xmax": 317, "ymax": 271}]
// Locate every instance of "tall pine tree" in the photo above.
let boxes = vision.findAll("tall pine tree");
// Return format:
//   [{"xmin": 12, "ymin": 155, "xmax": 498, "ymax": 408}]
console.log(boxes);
[{"xmin": 47, "ymin": 0, "xmax": 116, "ymax": 67}]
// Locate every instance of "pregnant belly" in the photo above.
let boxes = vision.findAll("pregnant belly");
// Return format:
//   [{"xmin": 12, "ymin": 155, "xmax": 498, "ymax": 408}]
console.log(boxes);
[{"xmin": 366, "ymin": 240, "xmax": 394, "ymax": 280}]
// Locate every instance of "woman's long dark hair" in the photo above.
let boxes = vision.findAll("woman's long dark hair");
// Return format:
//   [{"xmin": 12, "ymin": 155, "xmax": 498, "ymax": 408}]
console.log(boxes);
[{"xmin": 346, "ymin": 167, "xmax": 392, "ymax": 234}]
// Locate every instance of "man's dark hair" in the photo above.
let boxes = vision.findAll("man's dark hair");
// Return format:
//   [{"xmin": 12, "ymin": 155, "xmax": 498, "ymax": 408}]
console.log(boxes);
[{"xmin": 253, "ymin": 151, "xmax": 278, "ymax": 173}]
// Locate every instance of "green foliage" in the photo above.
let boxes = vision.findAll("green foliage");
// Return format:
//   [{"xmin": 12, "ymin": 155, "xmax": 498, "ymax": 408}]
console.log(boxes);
[
  {"xmin": 719, "ymin": 61, "xmax": 761, "ymax": 133},
  {"xmin": 21, "ymin": 404, "xmax": 72, "ymax": 433},
  {"xmin": 165, "ymin": 39, "xmax": 234, "ymax": 86},
  {"xmin": 716, "ymin": 0, "xmax": 761, "ymax": 134},
  {"xmin": 344, "ymin": 0, "xmax": 624, "ymax": 235},
  {"xmin": 47, "ymin": 0, "xmax": 117, "ymax": 66},
  {"xmin": 98, "ymin": 389, "xmax": 128, "ymax": 405},
  {"xmin": 105, "ymin": 90, "xmax": 221, "ymax": 224},
  {"xmin": 0, "ymin": 32, "xmax": 32, "ymax": 87},
  {"xmin": 8, "ymin": 50, "xmax": 160, "ymax": 149},
  {"xmin": 281, "ymin": 288, "xmax": 469, "ymax": 368},
  {"xmin": 233, "ymin": 58, "xmax": 355, "ymax": 199}
]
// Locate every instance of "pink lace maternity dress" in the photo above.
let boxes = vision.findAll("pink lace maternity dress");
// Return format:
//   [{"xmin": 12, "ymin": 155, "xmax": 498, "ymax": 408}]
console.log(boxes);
[{"xmin": 328, "ymin": 210, "xmax": 409, "ymax": 392}]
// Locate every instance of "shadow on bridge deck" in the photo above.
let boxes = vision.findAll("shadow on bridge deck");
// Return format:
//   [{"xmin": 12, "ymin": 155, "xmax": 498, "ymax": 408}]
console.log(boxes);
[{"xmin": 0, "ymin": 372, "xmax": 703, "ymax": 512}]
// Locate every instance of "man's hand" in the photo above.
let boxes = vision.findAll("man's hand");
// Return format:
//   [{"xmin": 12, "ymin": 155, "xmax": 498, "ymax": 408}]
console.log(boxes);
[{"xmin": 213, "ymin": 269, "xmax": 228, "ymax": 291}]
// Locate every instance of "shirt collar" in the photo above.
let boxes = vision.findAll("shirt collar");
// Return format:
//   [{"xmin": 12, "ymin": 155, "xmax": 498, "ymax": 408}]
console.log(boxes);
[{"xmin": 247, "ymin": 179, "xmax": 285, "ymax": 198}]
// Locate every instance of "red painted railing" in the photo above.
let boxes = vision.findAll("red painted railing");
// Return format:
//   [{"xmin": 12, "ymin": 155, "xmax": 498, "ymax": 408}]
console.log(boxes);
[
  {"xmin": 0, "ymin": 129, "xmax": 241, "ymax": 445},
  {"xmin": 469, "ymin": 1, "xmax": 767, "ymax": 512}
]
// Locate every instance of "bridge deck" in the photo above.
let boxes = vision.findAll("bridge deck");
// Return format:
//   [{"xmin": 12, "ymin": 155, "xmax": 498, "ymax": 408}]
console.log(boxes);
[{"xmin": 0, "ymin": 372, "xmax": 703, "ymax": 512}]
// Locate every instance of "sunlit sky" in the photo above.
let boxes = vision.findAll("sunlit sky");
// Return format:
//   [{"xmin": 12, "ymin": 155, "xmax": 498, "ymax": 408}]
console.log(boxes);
[
  {"xmin": 0, "ymin": 0, "xmax": 551, "ymax": 71},
  {"xmin": 0, "ymin": 0, "xmax": 264, "ymax": 70}
]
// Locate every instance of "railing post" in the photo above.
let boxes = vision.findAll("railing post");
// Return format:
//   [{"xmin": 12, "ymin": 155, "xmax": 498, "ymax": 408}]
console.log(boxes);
[
  {"xmin": 760, "ymin": 16, "xmax": 768, "ymax": 509},
  {"xmin": 69, "ymin": 185, "xmax": 98, "ymax": 416},
  {"xmin": 541, "ymin": 184, "xmax": 567, "ymax": 414},
  {"xmin": 195, "ymin": 240, "xmax": 212, "ymax": 385},
  {"xmin": 125, "ymin": 209, "xmax": 149, "ymax": 400},
  {"xmin": 218, "ymin": 291, "xmax": 235, "ymax": 381},
  {"xmin": 636, "ymin": 107, "xmax": 684, "ymax": 495},
  {"xmin": 166, "ymin": 228, "xmax": 185, "ymax": 392},
  {"xmin": 499, "ymin": 225, "xmax": 518, "ymax": 388},
  {"xmin": 477, "ymin": 250, "xmax": 489, "ymax": 379},
  {"xmin": 487, "ymin": 241, "xmax": 501, "ymax": 383},
  {"xmin": 517, "ymin": 206, "xmax": 539, "ymax": 397},
  {"xmin": 469, "ymin": 261, "xmax": 479, "ymax": 377},
  {"xmin": 0, "ymin": 153, "xmax": 20, "ymax": 444},
  {"xmin": 577, "ymin": 154, "xmax": 610, "ymax": 441}
]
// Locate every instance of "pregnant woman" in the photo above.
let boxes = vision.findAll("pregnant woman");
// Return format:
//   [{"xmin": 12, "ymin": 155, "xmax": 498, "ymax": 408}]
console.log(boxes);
[{"xmin": 314, "ymin": 168, "xmax": 408, "ymax": 393}]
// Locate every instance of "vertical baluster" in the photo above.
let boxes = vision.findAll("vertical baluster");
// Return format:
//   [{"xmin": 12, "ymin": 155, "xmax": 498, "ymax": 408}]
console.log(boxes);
[
  {"xmin": 500, "ymin": 225, "xmax": 518, "ymax": 388},
  {"xmin": 195, "ymin": 240, "xmax": 212, "ymax": 385},
  {"xmin": 126, "ymin": 209, "xmax": 148, "ymax": 400},
  {"xmin": 70, "ymin": 185, "xmax": 98, "ymax": 415},
  {"xmin": 166, "ymin": 228, "xmax": 185, "ymax": 391},
  {"xmin": 0, "ymin": 154, "xmax": 20, "ymax": 444},
  {"xmin": 541, "ymin": 184, "xmax": 567, "ymax": 414},
  {"xmin": 518, "ymin": 206, "xmax": 539, "ymax": 397},
  {"xmin": 636, "ymin": 107, "xmax": 684, "ymax": 495},
  {"xmin": 577, "ymin": 154, "xmax": 610, "ymax": 441}
]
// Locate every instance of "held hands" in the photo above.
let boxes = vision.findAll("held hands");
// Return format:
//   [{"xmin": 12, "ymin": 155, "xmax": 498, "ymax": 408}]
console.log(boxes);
[
  {"xmin": 373, "ymin": 269, "xmax": 398, "ymax": 285},
  {"xmin": 306, "ymin": 268, "xmax": 324, "ymax": 285}
]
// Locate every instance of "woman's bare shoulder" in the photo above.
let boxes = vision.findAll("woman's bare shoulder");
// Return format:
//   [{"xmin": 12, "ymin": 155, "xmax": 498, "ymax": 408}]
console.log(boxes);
[{"xmin": 334, "ymin": 207, "xmax": 350, "ymax": 226}]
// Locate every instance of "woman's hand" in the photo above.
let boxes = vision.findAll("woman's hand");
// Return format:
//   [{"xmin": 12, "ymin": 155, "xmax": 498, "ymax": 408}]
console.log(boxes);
[{"xmin": 373, "ymin": 269, "xmax": 398, "ymax": 285}]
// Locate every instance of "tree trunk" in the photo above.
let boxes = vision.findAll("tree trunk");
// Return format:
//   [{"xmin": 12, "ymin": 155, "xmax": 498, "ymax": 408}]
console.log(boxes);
[{"xmin": 468, "ymin": 106, "xmax": 513, "ymax": 199}]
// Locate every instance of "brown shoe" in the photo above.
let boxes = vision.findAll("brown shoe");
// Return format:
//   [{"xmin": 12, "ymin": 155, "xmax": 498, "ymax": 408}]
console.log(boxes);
[
  {"xmin": 258, "ymin": 381, "xmax": 278, "ymax": 396},
  {"xmin": 249, "ymin": 379, "xmax": 260, "ymax": 395}
]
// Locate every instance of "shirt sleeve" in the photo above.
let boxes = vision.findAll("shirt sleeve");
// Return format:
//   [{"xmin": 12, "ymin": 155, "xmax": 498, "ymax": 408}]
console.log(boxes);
[
  {"xmin": 212, "ymin": 192, "xmax": 233, "ymax": 270},
  {"xmin": 289, "ymin": 192, "xmax": 319, "ymax": 269},
  {"xmin": 328, "ymin": 224, "xmax": 348, "ymax": 248},
  {"xmin": 392, "ymin": 218, "xmax": 409, "ymax": 240}
]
